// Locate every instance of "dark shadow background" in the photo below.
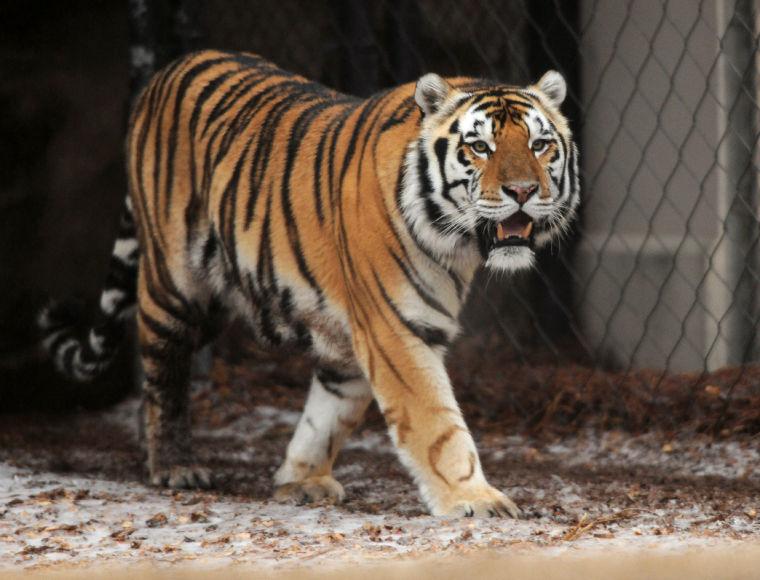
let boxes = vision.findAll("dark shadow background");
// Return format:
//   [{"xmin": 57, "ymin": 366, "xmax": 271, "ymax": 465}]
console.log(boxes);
[{"xmin": 0, "ymin": 0, "xmax": 582, "ymax": 410}]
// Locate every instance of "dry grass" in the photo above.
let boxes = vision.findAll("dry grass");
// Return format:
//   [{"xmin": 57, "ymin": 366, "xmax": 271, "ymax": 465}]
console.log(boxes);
[{"xmin": 561, "ymin": 509, "xmax": 638, "ymax": 542}]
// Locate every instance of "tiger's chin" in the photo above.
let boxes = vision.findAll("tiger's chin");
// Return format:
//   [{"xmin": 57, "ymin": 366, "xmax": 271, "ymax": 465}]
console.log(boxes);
[{"xmin": 484, "ymin": 245, "xmax": 536, "ymax": 273}]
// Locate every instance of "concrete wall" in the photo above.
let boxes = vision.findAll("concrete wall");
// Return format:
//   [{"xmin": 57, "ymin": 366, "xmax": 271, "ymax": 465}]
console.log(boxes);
[{"xmin": 576, "ymin": 0, "xmax": 758, "ymax": 371}]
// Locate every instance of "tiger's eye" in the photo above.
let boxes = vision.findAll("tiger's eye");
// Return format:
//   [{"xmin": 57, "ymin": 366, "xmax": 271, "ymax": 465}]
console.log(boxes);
[
  {"xmin": 531, "ymin": 139, "xmax": 547, "ymax": 152},
  {"xmin": 471, "ymin": 140, "xmax": 489, "ymax": 155}
]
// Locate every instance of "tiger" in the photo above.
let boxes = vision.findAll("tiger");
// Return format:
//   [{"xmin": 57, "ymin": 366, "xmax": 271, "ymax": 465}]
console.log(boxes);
[{"xmin": 39, "ymin": 50, "xmax": 579, "ymax": 517}]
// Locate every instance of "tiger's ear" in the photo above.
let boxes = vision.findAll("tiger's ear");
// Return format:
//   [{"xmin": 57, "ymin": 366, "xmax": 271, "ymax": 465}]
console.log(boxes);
[
  {"xmin": 415, "ymin": 73, "xmax": 452, "ymax": 116},
  {"xmin": 535, "ymin": 70, "xmax": 567, "ymax": 108}
]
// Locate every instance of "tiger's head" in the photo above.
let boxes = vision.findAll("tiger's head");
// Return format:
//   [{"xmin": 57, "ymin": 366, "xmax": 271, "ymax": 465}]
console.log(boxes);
[{"xmin": 400, "ymin": 71, "xmax": 579, "ymax": 273}]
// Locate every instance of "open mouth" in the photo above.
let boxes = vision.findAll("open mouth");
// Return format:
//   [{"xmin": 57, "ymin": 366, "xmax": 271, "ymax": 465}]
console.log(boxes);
[{"xmin": 477, "ymin": 211, "xmax": 535, "ymax": 255}]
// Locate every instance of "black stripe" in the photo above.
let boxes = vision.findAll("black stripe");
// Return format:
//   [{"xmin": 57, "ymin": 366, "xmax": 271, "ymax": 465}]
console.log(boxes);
[
  {"xmin": 134, "ymin": 57, "xmax": 191, "ymax": 261},
  {"xmin": 201, "ymin": 228, "xmax": 218, "ymax": 268},
  {"xmin": 317, "ymin": 367, "xmax": 361, "ymax": 384},
  {"xmin": 230, "ymin": 52, "xmax": 267, "ymax": 68},
  {"xmin": 256, "ymin": 192, "xmax": 276, "ymax": 292},
  {"xmin": 372, "ymin": 269, "xmax": 449, "ymax": 348},
  {"xmin": 417, "ymin": 141, "xmax": 433, "ymax": 194},
  {"xmin": 326, "ymin": 107, "xmax": 355, "ymax": 213},
  {"xmin": 558, "ymin": 134, "xmax": 571, "ymax": 197},
  {"xmin": 353, "ymin": 91, "xmax": 395, "ymax": 199},
  {"xmin": 201, "ymin": 69, "xmax": 270, "ymax": 138},
  {"xmin": 415, "ymin": 142, "xmax": 455, "ymax": 234},
  {"xmin": 138, "ymin": 307, "xmax": 186, "ymax": 343},
  {"xmin": 48, "ymin": 330, "xmax": 77, "ymax": 363},
  {"xmin": 379, "ymin": 98, "xmax": 417, "ymax": 132},
  {"xmin": 243, "ymin": 83, "xmax": 327, "ymax": 228},
  {"xmin": 142, "ymin": 260, "xmax": 192, "ymax": 327},
  {"xmin": 279, "ymin": 288, "xmax": 295, "ymax": 321},
  {"xmin": 61, "ymin": 341, "xmax": 78, "ymax": 376},
  {"xmin": 433, "ymin": 137, "xmax": 455, "ymax": 206},
  {"xmin": 568, "ymin": 144, "xmax": 578, "ymax": 198},
  {"xmin": 165, "ymin": 57, "xmax": 230, "ymax": 219},
  {"xmin": 217, "ymin": 133, "xmax": 254, "ymax": 285},
  {"xmin": 104, "ymin": 256, "xmax": 137, "ymax": 292},
  {"xmin": 313, "ymin": 114, "xmax": 340, "ymax": 224},
  {"xmin": 338, "ymin": 93, "xmax": 386, "ymax": 200},
  {"xmin": 473, "ymin": 101, "xmax": 497, "ymax": 113},
  {"xmin": 389, "ymin": 250, "xmax": 453, "ymax": 320},
  {"xmin": 185, "ymin": 67, "xmax": 239, "ymax": 243},
  {"xmin": 188, "ymin": 67, "xmax": 237, "ymax": 156},
  {"xmin": 281, "ymin": 101, "xmax": 334, "ymax": 298},
  {"xmin": 394, "ymin": 162, "xmax": 464, "ymax": 297},
  {"xmin": 321, "ymin": 382, "xmax": 346, "ymax": 399}
]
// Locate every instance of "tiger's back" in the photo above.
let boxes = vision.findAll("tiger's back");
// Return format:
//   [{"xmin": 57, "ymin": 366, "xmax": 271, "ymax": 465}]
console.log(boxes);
[{"xmin": 128, "ymin": 50, "xmax": 420, "ymax": 366}]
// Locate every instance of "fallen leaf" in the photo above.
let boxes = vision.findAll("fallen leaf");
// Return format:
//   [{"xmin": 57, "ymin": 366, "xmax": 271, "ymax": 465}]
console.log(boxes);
[
  {"xmin": 190, "ymin": 511, "xmax": 209, "ymax": 523},
  {"xmin": 146, "ymin": 513, "xmax": 168, "ymax": 528},
  {"xmin": 704, "ymin": 385, "xmax": 722, "ymax": 397}
]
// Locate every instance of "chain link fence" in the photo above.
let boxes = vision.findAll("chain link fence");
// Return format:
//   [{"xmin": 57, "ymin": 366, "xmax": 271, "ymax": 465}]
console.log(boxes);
[{"xmin": 126, "ymin": 0, "xmax": 760, "ymax": 433}]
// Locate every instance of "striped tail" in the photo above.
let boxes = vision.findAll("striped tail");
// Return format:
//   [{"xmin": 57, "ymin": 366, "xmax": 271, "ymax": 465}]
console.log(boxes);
[{"xmin": 38, "ymin": 196, "xmax": 139, "ymax": 382}]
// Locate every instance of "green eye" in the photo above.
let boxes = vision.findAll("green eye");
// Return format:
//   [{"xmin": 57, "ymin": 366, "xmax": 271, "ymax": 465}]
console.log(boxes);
[
  {"xmin": 470, "ymin": 140, "xmax": 490, "ymax": 155},
  {"xmin": 531, "ymin": 139, "xmax": 548, "ymax": 152}
]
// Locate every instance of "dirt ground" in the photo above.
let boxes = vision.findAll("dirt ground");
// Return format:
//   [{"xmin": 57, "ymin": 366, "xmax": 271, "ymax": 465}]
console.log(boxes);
[{"xmin": 1, "ymin": 352, "xmax": 759, "ymax": 572}]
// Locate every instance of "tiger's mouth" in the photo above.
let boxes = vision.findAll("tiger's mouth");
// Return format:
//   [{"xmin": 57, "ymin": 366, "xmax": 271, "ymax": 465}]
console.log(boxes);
[{"xmin": 477, "ymin": 211, "xmax": 535, "ymax": 256}]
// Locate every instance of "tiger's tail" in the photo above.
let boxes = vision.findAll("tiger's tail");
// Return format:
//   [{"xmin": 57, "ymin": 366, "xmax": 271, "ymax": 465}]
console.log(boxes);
[{"xmin": 38, "ymin": 196, "xmax": 139, "ymax": 382}]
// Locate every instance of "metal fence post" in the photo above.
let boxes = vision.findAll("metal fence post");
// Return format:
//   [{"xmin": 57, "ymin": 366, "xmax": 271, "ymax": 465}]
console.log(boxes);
[{"xmin": 713, "ymin": 0, "xmax": 757, "ymax": 367}]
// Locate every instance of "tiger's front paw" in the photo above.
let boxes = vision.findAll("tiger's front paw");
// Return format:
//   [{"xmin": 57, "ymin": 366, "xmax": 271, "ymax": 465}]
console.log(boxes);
[
  {"xmin": 436, "ymin": 486, "xmax": 520, "ymax": 518},
  {"xmin": 149, "ymin": 465, "xmax": 213, "ymax": 490},
  {"xmin": 273, "ymin": 475, "xmax": 345, "ymax": 505}
]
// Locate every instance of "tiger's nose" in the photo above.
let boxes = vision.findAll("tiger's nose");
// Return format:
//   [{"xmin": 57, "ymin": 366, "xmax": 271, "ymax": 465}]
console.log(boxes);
[{"xmin": 502, "ymin": 182, "xmax": 539, "ymax": 205}]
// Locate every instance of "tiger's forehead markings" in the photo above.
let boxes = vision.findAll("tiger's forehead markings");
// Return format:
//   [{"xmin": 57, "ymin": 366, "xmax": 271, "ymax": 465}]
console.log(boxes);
[
  {"xmin": 525, "ymin": 109, "xmax": 554, "ymax": 139},
  {"xmin": 466, "ymin": 86, "xmax": 536, "ymax": 106},
  {"xmin": 460, "ymin": 97, "xmax": 538, "ymax": 138},
  {"xmin": 532, "ymin": 113, "xmax": 546, "ymax": 134},
  {"xmin": 454, "ymin": 89, "xmax": 538, "ymax": 124},
  {"xmin": 525, "ymin": 105, "xmax": 561, "ymax": 141},
  {"xmin": 459, "ymin": 107, "xmax": 494, "ymax": 141}
]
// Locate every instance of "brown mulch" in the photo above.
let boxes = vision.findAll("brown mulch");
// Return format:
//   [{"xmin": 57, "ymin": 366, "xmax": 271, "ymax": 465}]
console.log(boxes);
[
  {"xmin": 450, "ymin": 334, "xmax": 760, "ymax": 437},
  {"xmin": 206, "ymin": 331, "xmax": 760, "ymax": 440}
]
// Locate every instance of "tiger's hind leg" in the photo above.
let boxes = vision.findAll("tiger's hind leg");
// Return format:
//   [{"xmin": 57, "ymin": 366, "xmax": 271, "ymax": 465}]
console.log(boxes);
[
  {"xmin": 137, "ymin": 276, "xmax": 217, "ymax": 490},
  {"xmin": 273, "ymin": 369, "xmax": 372, "ymax": 504}
]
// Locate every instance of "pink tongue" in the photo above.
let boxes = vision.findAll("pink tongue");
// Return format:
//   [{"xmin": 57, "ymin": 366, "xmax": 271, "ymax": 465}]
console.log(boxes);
[
  {"xmin": 503, "ymin": 220, "xmax": 526, "ymax": 236},
  {"xmin": 502, "ymin": 213, "xmax": 531, "ymax": 237}
]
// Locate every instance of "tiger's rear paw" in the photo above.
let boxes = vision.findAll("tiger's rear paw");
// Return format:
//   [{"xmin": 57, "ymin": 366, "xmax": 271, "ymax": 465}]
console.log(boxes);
[
  {"xmin": 273, "ymin": 475, "xmax": 345, "ymax": 505},
  {"xmin": 150, "ymin": 465, "xmax": 213, "ymax": 490}
]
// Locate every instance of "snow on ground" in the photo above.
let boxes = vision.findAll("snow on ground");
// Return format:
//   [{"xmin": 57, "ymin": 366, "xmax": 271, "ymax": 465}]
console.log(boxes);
[{"xmin": 1, "ymin": 386, "xmax": 759, "ymax": 571}]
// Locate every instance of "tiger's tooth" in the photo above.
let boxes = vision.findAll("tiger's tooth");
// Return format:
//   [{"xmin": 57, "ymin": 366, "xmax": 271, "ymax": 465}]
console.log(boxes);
[
  {"xmin": 496, "ymin": 222, "xmax": 505, "ymax": 240},
  {"xmin": 523, "ymin": 221, "xmax": 533, "ymax": 237}
]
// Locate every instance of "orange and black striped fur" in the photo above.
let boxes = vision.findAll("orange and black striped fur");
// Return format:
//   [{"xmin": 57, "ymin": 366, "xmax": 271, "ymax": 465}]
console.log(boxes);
[{"xmin": 40, "ymin": 50, "xmax": 579, "ymax": 516}]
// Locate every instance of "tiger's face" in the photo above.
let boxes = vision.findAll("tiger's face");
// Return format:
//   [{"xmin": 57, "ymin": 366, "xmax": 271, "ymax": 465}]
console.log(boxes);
[{"xmin": 403, "ymin": 71, "xmax": 579, "ymax": 273}]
